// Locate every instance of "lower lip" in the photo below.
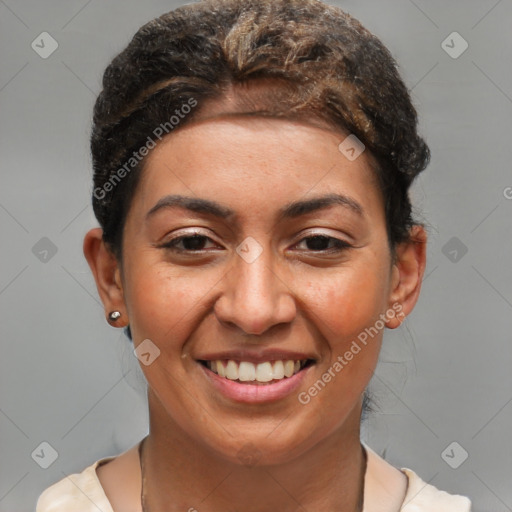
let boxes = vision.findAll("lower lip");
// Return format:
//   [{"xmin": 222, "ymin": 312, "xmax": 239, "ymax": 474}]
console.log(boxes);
[{"xmin": 198, "ymin": 362, "xmax": 313, "ymax": 404}]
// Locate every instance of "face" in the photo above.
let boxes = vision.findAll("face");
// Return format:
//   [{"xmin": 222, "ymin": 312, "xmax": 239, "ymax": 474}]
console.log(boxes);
[{"xmin": 113, "ymin": 116, "xmax": 404, "ymax": 464}]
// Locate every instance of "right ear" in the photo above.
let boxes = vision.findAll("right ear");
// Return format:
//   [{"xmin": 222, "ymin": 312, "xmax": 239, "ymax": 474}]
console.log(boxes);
[{"xmin": 83, "ymin": 228, "xmax": 128, "ymax": 327}]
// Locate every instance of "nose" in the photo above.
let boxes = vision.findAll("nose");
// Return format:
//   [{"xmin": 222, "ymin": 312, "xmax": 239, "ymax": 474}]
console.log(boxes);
[{"xmin": 214, "ymin": 245, "xmax": 297, "ymax": 336}]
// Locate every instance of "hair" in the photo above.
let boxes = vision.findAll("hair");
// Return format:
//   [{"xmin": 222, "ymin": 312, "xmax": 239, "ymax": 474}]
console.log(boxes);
[{"xmin": 90, "ymin": 0, "xmax": 430, "ymax": 417}]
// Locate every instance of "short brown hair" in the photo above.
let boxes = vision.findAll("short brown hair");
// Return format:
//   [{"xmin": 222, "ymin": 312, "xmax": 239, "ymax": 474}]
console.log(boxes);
[{"xmin": 91, "ymin": 0, "xmax": 429, "ymax": 262}]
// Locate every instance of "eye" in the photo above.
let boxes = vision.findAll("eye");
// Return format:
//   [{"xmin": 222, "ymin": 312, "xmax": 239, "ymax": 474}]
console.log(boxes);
[
  {"xmin": 158, "ymin": 232, "xmax": 352, "ymax": 255},
  {"xmin": 159, "ymin": 233, "xmax": 219, "ymax": 253},
  {"xmin": 293, "ymin": 235, "xmax": 352, "ymax": 253}
]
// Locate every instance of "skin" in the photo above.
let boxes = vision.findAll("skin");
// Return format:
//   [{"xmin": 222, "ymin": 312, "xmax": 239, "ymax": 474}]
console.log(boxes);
[{"xmin": 84, "ymin": 114, "xmax": 426, "ymax": 511}]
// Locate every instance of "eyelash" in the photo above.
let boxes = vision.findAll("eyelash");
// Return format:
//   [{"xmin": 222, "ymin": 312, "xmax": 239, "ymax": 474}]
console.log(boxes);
[{"xmin": 159, "ymin": 232, "xmax": 352, "ymax": 255}]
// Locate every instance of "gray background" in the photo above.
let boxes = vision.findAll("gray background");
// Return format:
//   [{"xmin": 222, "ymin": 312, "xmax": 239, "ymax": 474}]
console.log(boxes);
[{"xmin": 1, "ymin": 1, "xmax": 511, "ymax": 511}]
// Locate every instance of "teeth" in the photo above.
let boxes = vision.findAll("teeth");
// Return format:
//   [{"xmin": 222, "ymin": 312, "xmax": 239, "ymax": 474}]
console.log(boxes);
[
  {"xmin": 225, "ymin": 360, "xmax": 238, "ymax": 380},
  {"xmin": 205, "ymin": 359, "xmax": 309, "ymax": 382},
  {"xmin": 255, "ymin": 362, "xmax": 273, "ymax": 382},
  {"xmin": 272, "ymin": 360, "xmax": 284, "ymax": 379},
  {"xmin": 216, "ymin": 360, "xmax": 226, "ymax": 378},
  {"xmin": 284, "ymin": 360, "xmax": 295, "ymax": 378},
  {"xmin": 238, "ymin": 361, "xmax": 256, "ymax": 381}
]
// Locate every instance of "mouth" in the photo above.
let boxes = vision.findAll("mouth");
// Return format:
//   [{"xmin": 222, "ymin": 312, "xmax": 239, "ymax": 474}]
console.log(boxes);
[{"xmin": 198, "ymin": 358, "xmax": 315, "ymax": 385}]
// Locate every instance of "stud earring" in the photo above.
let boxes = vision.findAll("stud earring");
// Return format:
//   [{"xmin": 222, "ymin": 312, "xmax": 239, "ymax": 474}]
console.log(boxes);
[{"xmin": 108, "ymin": 311, "xmax": 121, "ymax": 322}]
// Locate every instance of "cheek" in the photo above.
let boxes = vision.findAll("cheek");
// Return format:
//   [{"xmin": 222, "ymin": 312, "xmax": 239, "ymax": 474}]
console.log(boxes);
[
  {"xmin": 123, "ymin": 258, "xmax": 202, "ymax": 343},
  {"xmin": 304, "ymin": 263, "xmax": 389, "ymax": 344},
  {"xmin": 124, "ymin": 246, "xmax": 391, "ymax": 355}
]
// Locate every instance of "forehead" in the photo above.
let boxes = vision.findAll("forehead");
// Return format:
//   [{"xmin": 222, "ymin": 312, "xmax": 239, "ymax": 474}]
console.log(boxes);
[{"xmin": 131, "ymin": 115, "xmax": 383, "ymax": 225}]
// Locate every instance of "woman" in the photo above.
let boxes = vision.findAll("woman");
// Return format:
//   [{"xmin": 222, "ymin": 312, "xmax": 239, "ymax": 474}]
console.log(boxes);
[{"xmin": 36, "ymin": 0, "xmax": 472, "ymax": 510}]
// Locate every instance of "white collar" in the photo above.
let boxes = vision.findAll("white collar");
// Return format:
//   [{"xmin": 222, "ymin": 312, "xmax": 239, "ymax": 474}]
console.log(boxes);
[{"xmin": 362, "ymin": 442, "xmax": 409, "ymax": 512}]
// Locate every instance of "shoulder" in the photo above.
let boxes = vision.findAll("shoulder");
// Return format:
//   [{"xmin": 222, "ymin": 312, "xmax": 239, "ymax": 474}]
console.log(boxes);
[
  {"xmin": 362, "ymin": 442, "xmax": 472, "ymax": 512},
  {"xmin": 36, "ymin": 456, "xmax": 115, "ymax": 512},
  {"xmin": 400, "ymin": 467, "xmax": 472, "ymax": 511}
]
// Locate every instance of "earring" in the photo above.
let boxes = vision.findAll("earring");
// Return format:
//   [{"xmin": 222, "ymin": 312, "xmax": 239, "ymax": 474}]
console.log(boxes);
[{"xmin": 108, "ymin": 311, "xmax": 121, "ymax": 322}]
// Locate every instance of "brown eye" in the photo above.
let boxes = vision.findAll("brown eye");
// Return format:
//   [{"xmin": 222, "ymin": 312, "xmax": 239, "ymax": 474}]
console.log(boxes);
[
  {"xmin": 294, "ymin": 235, "xmax": 352, "ymax": 253},
  {"xmin": 160, "ymin": 234, "xmax": 219, "ymax": 253}
]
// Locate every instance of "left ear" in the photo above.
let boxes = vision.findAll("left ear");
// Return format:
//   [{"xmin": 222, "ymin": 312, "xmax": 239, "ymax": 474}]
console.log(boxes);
[{"xmin": 385, "ymin": 224, "xmax": 427, "ymax": 329}]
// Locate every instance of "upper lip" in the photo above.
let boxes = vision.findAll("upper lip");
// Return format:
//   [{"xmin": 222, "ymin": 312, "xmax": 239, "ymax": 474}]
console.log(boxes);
[{"xmin": 196, "ymin": 349, "xmax": 317, "ymax": 364}]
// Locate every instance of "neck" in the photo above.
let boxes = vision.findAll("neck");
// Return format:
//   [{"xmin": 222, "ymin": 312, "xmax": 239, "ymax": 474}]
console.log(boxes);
[{"xmin": 141, "ymin": 391, "xmax": 367, "ymax": 512}]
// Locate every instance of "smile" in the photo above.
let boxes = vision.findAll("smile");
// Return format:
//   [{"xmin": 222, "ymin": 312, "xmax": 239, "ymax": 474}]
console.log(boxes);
[{"xmin": 200, "ymin": 359, "xmax": 314, "ymax": 384}]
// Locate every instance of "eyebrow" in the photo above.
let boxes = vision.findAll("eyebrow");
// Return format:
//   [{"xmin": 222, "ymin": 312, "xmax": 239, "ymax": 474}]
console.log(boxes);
[{"xmin": 145, "ymin": 193, "xmax": 364, "ymax": 223}]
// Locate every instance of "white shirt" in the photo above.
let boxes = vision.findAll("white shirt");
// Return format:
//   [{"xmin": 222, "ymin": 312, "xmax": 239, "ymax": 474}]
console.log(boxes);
[{"xmin": 36, "ymin": 441, "xmax": 471, "ymax": 511}]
